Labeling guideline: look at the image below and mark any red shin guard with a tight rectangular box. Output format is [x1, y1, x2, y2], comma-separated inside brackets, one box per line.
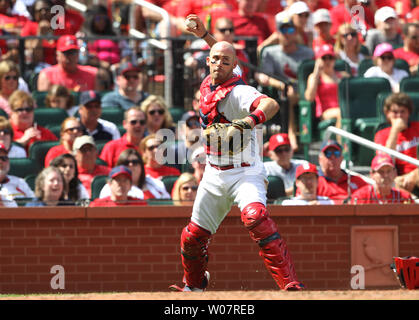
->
[180, 221, 211, 289]
[241, 202, 302, 290]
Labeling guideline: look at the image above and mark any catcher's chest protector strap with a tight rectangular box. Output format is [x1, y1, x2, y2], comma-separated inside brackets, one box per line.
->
[392, 256, 419, 289]
[199, 75, 245, 128]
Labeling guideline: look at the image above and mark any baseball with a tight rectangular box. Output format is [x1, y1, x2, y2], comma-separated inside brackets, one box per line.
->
[185, 18, 197, 29]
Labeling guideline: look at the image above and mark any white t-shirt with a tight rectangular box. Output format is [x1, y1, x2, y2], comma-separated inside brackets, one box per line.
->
[8, 144, 27, 158]
[0, 175, 35, 207]
[282, 196, 334, 205]
[363, 66, 409, 92]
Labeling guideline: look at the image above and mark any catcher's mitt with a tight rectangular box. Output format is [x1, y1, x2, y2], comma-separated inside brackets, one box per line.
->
[203, 120, 252, 156]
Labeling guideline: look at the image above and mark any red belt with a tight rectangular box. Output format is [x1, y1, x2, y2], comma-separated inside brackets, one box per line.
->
[209, 162, 250, 170]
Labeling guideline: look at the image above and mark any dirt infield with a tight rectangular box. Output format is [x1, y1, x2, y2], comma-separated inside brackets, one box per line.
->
[1, 289, 418, 300]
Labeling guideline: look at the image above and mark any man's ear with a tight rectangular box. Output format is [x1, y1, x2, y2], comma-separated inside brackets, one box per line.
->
[206, 56, 210, 67]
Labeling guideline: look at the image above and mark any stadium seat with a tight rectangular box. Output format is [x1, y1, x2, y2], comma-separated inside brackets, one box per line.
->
[9, 158, 40, 178]
[24, 174, 37, 191]
[169, 107, 185, 124]
[100, 107, 125, 126]
[29, 140, 60, 168]
[34, 108, 68, 129]
[90, 175, 108, 200]
[400, 76, 419, 93]
[266, 175, 286, 202]
[358, 58, 410, 77]
[161, 175, 179, 195]
[0, 108, 8, 119]
[339, 77, 392, 165]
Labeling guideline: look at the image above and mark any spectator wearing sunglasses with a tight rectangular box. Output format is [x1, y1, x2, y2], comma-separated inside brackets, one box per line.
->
[9, 90, 58, 152]
[78, 90, 121, 142]
[282, 162, 334, 205]
[264, 133, 308, 196]
[171, 172, 199, 206]
[303, 139, 369, 203]
[101, 61, 149, 110]
[305, 44, 350, 130]
[100, 148, 170, 200]
[139, 134, 181, 180]
[364, 43, 409, 92]
[0, 60, 20, 117]
[0, 116, 26, 158]
[140, 95, 175, 136]
[365, 7, 403, 56]
[256, 17, 314, 151]
[0, 143, 34, 207]
[393, 23, 419, 75]
[44, 117, 83, 167]
[100, 106, 147, 168]
[334, 24, 367, 76]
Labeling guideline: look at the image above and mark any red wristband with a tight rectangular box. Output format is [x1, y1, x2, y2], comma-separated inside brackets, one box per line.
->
[248, 109, 266, 125]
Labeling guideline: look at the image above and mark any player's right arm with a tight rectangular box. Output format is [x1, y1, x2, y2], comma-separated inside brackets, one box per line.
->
[185, 14, 217, 48]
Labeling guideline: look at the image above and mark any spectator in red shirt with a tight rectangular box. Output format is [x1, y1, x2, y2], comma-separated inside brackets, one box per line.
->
[312, 139, 369, 202]
[100, 106, 147, 168]
[312, 8, 335, 52]
[140, 134, 181, 180]
[0, 0, 28, 35]
[44, 117, 83, 167]
[73, 135, 110, 198]
[374, 92, 419, 194]
[9, 90, 58, 152]
[89, 165, 146, 207]
[393, 23, 419, 75]
[351, 154, 413, 204]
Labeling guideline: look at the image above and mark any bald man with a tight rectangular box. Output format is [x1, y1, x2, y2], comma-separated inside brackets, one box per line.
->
[170, 35, 304, 292]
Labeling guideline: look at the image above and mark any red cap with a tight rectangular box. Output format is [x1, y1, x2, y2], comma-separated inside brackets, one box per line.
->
[296, 162, 318, 179]
[57, 35, 79, 52]
[315, 44, 335, 59]
[269, 133, 291, 151]
[371, 154, 394, 171]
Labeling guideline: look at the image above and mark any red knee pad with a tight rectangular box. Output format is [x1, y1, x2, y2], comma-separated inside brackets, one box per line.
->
[180, 221, 211, 289]
[241, 202, 278, 243]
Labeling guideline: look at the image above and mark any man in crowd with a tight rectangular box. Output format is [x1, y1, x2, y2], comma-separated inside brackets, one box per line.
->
[393, 23, 419, 75]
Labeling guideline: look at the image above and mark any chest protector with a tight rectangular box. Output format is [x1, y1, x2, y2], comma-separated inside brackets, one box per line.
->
[199, 75, 245, 129]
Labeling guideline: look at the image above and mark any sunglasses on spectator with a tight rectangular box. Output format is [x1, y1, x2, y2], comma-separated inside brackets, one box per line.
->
[322, 55, 335, 61]
[36, 7, 49, 12]
[15, 106, 34, 113]
[274, 146, 291, 153]
[0, 128, 11, 135]
[298, 12, 309, 18]
[122, 159, 142, 166]
[0, 155, 9, 162]
[280, 27, 295, 35]
[63, 49, 79, 56]
[129, 119, 146, 126]
[4, 75, 18, 81]
[148, 109, 164, 116]
[343, 31, 357, 39]
[146, 144, 160, 151]
[217, 27, 234, 33]
[182, 186, 198, 191]
[65, 126, 83, 133]
[409, 35, 418, 40]
[380, 54, 394, 61]
[124, 74, 139, 80]
[324, 149, 342, 158]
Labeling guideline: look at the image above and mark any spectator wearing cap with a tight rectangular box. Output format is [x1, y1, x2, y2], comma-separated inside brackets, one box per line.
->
[78, 90, 121, 142]
[305, 139, 369, 203]
[37, 34, 110, 92]
[374, 92, 419, 195]
[9, 90, 58, 152]
[264, 133, 308, 196]
[351, 155, 412, 204]
[255, 16, 313, 151]
[282, 162, 334, 205]
[73, 135, 110, 198]
[393, 23, 419, 75]
[364, 43, 409, 92]
[365, 7, 403, 56]
[101, 61, 149, 110]
[305, 44, 350, 129]
[89, 165, 146, 207]
[0, 143, 34, 207]
[288, 1, 313, 47]
[99, 106, 147, 168]
[312, 9, 334, 52]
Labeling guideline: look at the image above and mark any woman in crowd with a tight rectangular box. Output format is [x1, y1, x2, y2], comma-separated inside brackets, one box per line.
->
[0, 116, 26, 157]
[0, 60, 20, 116]
[305, 44, 350, 130]
[171, 172, 199, 206]
[99, 148, 170, 200]
[140, 95, 175, 136]
[334, 23, 367, 76]
[25, 166, 68, 206]
[364, 43, 409, 93]
[45, 85, 78, 116]
[44, 117, 83, 166]
[9, 90, 58, 152]
[49, 153, 89, 202]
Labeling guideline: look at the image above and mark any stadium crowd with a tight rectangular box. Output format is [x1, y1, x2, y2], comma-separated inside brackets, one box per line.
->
[0, 0, 417, 206]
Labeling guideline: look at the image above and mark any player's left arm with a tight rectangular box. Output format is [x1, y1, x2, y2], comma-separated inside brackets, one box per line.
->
[242, 96, 280, 129]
